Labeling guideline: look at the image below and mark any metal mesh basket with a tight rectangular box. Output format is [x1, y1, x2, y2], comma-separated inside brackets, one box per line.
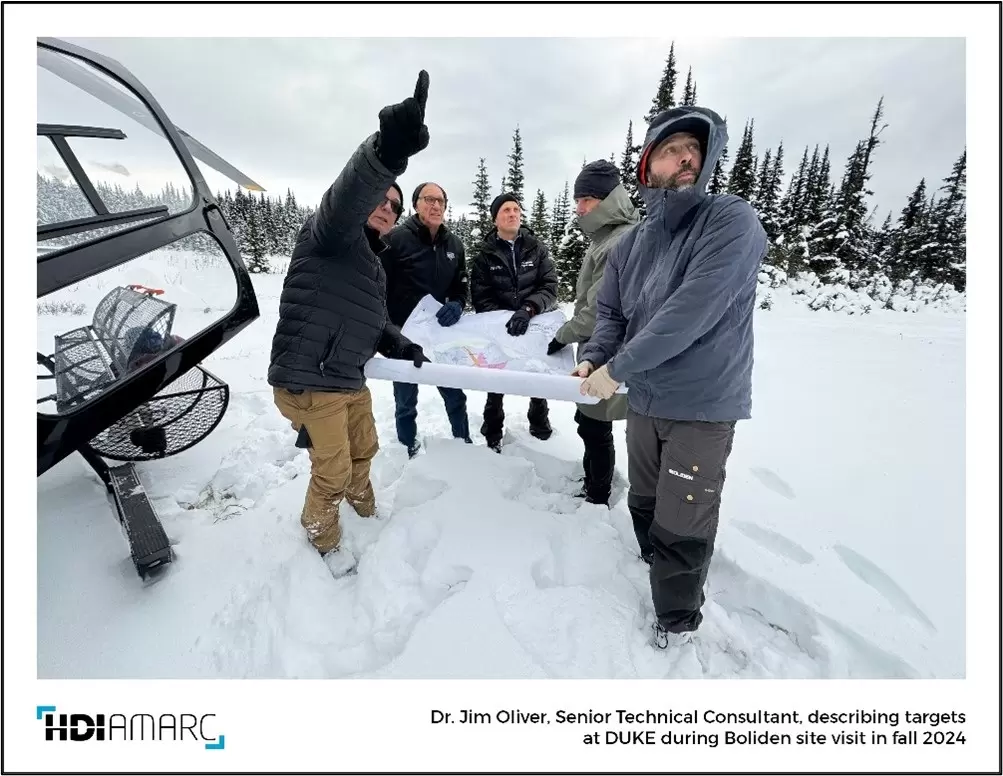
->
[89, 366, 229, 461]
[52, 287, 177, 412]
[53, 326, 117, 411]
[92, 286, 176, 373]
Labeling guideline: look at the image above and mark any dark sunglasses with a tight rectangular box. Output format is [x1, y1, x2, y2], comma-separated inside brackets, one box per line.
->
[381, 196, 404, 216]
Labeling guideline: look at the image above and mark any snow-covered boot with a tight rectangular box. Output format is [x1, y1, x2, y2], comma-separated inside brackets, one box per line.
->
[323, 549, 357, 578]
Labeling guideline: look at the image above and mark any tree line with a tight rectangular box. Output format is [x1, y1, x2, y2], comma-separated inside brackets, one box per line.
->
[38, 43, 965, 297]
[449, 42, 965, 297]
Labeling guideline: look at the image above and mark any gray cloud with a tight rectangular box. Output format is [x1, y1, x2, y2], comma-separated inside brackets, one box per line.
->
[89, 161, 131, 176]
[64, 37, 965, 222]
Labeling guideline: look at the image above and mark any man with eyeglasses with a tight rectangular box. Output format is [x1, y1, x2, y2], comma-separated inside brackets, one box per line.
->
[382, 182, 471, 458]
[269, 71, 434, 576]
[575, 108, 767, 648]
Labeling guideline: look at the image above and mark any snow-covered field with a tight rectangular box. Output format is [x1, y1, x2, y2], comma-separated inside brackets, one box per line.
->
[36, 253, 965, 680]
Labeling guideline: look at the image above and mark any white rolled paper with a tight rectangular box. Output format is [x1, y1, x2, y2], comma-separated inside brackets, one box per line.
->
[364, 357, 626, 404]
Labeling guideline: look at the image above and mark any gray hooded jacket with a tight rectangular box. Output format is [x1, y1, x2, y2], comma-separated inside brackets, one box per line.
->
[579, 107, 767, 421]
[556, 183, 640, 421]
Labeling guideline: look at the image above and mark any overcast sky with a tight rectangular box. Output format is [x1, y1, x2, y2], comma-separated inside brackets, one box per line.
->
[61, 36, 965, 223]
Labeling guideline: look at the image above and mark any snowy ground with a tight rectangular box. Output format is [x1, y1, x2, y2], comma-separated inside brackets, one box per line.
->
[36, 256, 965, 679]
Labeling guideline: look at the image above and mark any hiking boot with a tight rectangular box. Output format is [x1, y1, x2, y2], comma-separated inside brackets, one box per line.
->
[651, 622, 695, 651]
[407, 442, 421, 459]
[529, 424, 553, 441]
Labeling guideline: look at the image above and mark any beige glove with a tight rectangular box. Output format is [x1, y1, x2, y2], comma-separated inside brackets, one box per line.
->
[571, 361, 594, 378]
[580, 364, 620, 400]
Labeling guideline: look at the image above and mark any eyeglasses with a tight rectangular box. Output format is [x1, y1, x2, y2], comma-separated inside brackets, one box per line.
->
[381, 196, 404, 216]
[419, 195, 446, 209]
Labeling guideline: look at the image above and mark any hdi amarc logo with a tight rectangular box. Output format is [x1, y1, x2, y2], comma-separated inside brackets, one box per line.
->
[36, 706, 225, 749]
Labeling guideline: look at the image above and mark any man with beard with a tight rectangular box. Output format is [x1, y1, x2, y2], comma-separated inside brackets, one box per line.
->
[269, 72, 433, 576]
[382, 181, 471, 458]
[575, 107, 767, 647]
[547, 160, 640, 506]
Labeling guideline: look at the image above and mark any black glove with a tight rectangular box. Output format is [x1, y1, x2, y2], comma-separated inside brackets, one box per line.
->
[547, 337, 567, 355]
[397, 343, 430, 368]
[375, 70, 430, 169]
[436, 300, 462, 327]
[506, 308, 532, 336]
[295, 426, 312, 449]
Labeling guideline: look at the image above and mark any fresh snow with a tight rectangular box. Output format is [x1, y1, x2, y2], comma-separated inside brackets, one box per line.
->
[36, 252, 965, 679]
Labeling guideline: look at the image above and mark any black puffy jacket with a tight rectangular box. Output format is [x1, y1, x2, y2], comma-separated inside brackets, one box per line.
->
[381, 215, 467, 326]
[267, 134, 412, 393]
[469, 226, 558, 314]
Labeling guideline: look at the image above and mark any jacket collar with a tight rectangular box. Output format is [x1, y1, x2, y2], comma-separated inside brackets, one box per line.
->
[578, 184, 641, 238]
[364, 225, 388, 254]
[640, 185, 708, 233]
[407, 214, 448, 245]
[486, 225, 536, 251]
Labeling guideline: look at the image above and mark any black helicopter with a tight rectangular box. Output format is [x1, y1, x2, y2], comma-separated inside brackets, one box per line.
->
[37, 37, 262, 577]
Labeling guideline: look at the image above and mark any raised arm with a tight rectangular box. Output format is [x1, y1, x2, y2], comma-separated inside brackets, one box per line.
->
[310, 70, 431, 253]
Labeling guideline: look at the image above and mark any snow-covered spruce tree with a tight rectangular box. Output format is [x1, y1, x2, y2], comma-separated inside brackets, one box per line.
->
[774, 145, 812, 275]
[681, 67, 697, 106]
[727, 120, 757, 202]
[244, 203, 268, 273]
[556, 218, 588, 302]
[452, 213, 473, 255]
[619, 119, 643, 211]
[708, 137, 729, 196]
[530, 189, 549, 240]
[886, 178, 934, 283]
[753, 144, 784, 242]
[549, 181, 570, 263]
[645, 42, 677, 123]
[470, 158, 493, 243]
[798, 146, 841, 277]
[506, 127, 525, 205]
[754, 144, 784, 265]
[282, 188, 301, 255]
[927, 149, 967, 290]
[820, 99, 886, 284]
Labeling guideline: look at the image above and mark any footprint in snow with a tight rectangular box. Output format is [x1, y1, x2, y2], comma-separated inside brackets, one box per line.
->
[732, 520, 815, 564]
[750, 467, 797, 500]
[833, 543, 936, 632]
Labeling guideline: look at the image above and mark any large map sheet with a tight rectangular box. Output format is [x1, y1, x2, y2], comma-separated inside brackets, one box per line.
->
[364, 295, 623, 404]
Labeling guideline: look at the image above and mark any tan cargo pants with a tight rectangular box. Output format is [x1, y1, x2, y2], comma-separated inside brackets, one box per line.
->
[273, 387, 379, 553]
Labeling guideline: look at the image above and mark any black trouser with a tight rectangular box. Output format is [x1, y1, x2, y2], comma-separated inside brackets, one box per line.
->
[575, 409, 614, 504]
[480, 393, 551, 446]
[626, 409, 736, 634]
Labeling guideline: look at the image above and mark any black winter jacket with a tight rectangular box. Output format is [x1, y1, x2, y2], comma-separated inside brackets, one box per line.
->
[381, 215, 467, 326]
[267, 134, 412, 393]
[469, 226, 558, 314]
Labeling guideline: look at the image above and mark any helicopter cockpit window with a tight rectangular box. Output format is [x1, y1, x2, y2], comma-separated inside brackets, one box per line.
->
[37, 46, 240, 417]
[37, 46, 197, 255]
